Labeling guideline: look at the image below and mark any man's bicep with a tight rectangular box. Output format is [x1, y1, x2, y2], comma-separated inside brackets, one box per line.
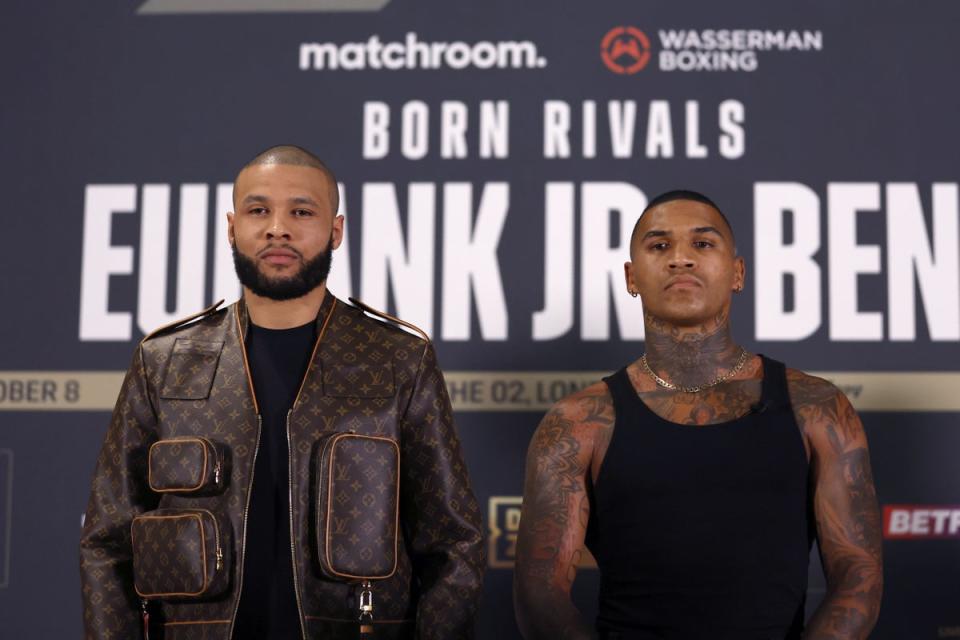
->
[807, 390, 882, 576]
[516, 407, 592, 589]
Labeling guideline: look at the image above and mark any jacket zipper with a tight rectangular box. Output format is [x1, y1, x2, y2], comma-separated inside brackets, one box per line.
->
[285, 298, 337, 639]
[229, 298, 336, 639]
[195, 435, 222, 489]
[196, 508, 224, 573]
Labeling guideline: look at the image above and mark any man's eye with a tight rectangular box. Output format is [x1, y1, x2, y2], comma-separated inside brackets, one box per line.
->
[293, 209, 313, 217]
[249, 207, 267, 215]
[694, 240, 714, 248]
[650, 242, 668, 251]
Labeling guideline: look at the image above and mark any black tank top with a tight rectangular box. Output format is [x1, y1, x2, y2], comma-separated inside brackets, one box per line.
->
[589, 356, 812, 640]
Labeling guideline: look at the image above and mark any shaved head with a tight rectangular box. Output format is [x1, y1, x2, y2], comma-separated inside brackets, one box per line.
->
[235, 144, 339, 211]
[631, 189, 735, 250]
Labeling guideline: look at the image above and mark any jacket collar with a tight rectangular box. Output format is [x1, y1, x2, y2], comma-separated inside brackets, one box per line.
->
[235, 289, 340, 339]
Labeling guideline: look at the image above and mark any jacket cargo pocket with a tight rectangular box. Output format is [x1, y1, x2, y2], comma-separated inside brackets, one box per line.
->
[131, 508, 230, 599]
[315, 432, 400, 580]
[160, 339, 223, 400]
[148, 437, 226, 494]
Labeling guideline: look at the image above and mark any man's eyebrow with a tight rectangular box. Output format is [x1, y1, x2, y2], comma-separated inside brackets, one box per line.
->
[642, 229, 670, 240]
[290, 196, 321, 207]
[241, 194, 269, 205]
[693, 226, 726, 238]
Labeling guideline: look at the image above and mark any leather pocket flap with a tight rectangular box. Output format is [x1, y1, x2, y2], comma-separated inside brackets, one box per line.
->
[160, 339, 224, 400]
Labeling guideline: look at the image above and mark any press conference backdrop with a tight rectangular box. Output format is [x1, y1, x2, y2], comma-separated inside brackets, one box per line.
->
[2, 0, 959, 637]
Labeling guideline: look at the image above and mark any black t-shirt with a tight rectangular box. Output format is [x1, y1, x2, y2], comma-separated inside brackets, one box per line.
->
[233, 320, 316, 640]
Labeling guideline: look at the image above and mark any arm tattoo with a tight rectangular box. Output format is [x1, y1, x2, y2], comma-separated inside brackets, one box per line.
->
[514, 386, 612, 640]
[789, 372, 883, 640]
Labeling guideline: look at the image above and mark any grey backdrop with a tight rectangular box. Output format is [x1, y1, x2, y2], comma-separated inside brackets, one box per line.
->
[1, 1, 959, 638]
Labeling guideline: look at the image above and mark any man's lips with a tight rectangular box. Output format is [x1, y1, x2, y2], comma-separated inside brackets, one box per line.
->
[259, 248, 300, 266]
[665, 276, 702, 290]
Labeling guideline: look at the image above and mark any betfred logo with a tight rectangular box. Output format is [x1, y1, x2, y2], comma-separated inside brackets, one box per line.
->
[883, 505, 960, 539]
[600, 26, 651, 74]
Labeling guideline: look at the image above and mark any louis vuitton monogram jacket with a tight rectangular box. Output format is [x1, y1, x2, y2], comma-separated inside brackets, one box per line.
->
[80, 294, 485, 640]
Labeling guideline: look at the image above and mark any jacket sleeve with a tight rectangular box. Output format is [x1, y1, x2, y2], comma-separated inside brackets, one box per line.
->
[399, 341, 486, 640]
[79, 345, 160, 640]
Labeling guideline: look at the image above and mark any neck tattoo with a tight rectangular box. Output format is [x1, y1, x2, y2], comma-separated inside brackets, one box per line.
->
[640, 347, 749, 393]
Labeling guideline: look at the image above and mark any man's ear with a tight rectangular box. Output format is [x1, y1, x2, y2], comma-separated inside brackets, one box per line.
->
[331, 214, 345, 250]
[733, 256, 745, 291]
[624, 261, 637, 294]
[226, 212, 235, 247]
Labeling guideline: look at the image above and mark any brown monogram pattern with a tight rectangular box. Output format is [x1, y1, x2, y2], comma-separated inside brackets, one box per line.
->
[80, 294, 485, 640]
[315, 433, 400, 580]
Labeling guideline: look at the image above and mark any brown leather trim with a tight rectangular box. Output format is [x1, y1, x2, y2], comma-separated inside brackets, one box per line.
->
[140, 299, 225, 344]
[132, 512, 211, 598]
[305, 616, 413, 624]
[163, 620, 231, 626]
[323, 433, 401, 580]
[293, 297, 337, 409]
[234, 309, 260, 415]
[147, 437, 210, 493]
[347, 297, 430, 341]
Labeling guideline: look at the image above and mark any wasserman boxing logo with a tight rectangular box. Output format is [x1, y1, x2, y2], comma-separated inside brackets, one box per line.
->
[300, 33, 547, 71]
[883, 505, 960, 539]
[601, 26, 823, 73]
[600, 27, 651, 74]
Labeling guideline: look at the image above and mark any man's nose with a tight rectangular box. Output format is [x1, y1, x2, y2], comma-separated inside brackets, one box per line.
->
[668, 245, 695, 269]
[265, 212, 290, 239]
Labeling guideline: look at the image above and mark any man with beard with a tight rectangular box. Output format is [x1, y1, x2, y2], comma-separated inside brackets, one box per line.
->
[80, 145, 485, 640]
[513, 191, 882, 639]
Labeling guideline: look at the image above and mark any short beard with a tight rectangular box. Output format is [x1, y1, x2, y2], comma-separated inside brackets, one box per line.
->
[232, 241, 332, 301]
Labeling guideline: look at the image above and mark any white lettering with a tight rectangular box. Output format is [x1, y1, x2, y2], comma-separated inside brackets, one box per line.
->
[580, 183, 646, 340]
[828, 183, 883, 341]
[363, 101, 390, 159]
[79, 185, 137, 341]
[360, 183, 435, 334]
[137, 184, 208, 334]
[886, 183, 960, 340]
[754, 183, 821, 340]
[441, 183, 509, 340]
[645, 101, 673, 158]
[544, 101, 571, 158]
[401, 101, 429, 160]
[533, 183, 575, 340]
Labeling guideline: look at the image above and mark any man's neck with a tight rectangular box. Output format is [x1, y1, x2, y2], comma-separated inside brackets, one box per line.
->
[641, 310, 742, 389]
[243, 284, 328, 329]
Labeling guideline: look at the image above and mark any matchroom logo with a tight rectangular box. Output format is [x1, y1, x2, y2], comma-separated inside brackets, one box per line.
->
[600, 26, 651, 74]
[883, 505, 960, 539]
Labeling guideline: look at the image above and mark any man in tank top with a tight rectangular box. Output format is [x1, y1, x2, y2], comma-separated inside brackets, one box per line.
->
[513, 191, 882, 640]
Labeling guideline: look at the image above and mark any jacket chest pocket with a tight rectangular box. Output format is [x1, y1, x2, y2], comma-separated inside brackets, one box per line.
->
[160, 339, 223, 400]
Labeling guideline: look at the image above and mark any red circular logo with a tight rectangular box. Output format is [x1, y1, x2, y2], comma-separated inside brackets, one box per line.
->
[601, 26, 651, 74]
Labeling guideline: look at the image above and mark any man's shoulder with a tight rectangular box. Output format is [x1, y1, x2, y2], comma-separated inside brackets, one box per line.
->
[139, 300, 232, 354]
[339, 297, 430, 350]
[784, 367, 845, 409]
[545, 381, 615, 430]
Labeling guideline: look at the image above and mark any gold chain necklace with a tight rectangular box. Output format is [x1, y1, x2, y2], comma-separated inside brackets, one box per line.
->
[640, 348, 749, 393]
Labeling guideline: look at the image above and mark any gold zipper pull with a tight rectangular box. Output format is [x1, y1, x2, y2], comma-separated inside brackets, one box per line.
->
[214, 460, 222, 486]
[216, 545, 223, 571]
[141, 598, 151, 640]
